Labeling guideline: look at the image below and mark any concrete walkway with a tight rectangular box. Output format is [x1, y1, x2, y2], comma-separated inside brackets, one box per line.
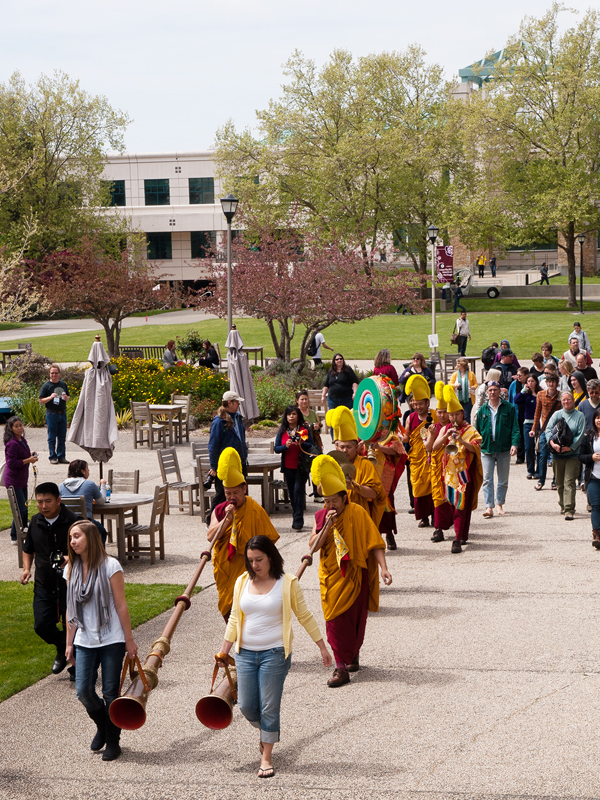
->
[1, 427, 600, 798]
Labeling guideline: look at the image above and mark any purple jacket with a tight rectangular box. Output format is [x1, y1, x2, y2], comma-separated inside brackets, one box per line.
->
[4, 437, 31, 489]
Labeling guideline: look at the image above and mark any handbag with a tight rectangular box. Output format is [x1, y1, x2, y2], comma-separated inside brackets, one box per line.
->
[450, 323, 459, 346]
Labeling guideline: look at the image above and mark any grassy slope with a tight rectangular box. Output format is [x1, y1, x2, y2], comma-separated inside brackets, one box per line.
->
[5, 306, 600, 363]
[0, 582, 200, 702]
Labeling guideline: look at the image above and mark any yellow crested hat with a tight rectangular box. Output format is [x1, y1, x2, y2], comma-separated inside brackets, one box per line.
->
[434, 380, 447, 410]
[325, 406, 358, 442]
[217, 447, 245, 488]
[443, 385, 463, 413]
[405, 373, 430, 401]
[311, 454, 347, 496]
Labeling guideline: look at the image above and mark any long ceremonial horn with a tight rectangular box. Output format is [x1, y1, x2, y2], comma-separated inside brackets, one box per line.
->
[109, 513, 228, 730]
[295, 509, 337, 580]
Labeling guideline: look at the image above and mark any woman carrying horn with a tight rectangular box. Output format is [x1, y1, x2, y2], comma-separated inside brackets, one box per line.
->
[217, 535, 331, 779]
[432, 387, 483, 554]
[425, 382, 455, 544]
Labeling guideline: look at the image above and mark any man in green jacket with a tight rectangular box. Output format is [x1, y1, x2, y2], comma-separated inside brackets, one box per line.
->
[475, 382, 521, 519]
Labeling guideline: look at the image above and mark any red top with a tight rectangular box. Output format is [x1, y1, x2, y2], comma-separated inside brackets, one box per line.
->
[374, 365, 399, 385]
[282, 430, 302, 469]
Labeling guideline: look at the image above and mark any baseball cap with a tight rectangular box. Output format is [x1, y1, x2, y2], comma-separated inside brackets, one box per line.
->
[222, 390, 244, 403]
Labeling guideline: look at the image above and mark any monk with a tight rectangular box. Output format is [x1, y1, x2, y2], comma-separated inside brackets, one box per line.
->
[425, 381, 454, 543]
[433, 386, 483, 554]
[403, 374, 437, 529]
[207, 447, 279, 620]
[310, 455, 392, 688]
[325, 406, 387, 526]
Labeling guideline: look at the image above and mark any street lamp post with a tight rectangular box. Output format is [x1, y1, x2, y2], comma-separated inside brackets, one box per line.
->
[577, 232, 585, 315]
[220, 193, 239, 333]
[427, 224, 439, 351]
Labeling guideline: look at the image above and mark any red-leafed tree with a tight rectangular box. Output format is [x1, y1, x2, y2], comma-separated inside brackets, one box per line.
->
[41, 236, 175, 357]
[203, 227, 423, 362]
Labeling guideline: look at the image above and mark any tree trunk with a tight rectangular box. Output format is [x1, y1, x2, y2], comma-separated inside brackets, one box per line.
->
[565, 222, 577, 308]
[102, 321, 116, 358]
[266, 320, 285, 360]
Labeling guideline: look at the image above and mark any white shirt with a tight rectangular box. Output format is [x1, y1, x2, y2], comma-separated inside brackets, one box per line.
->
[64, 556, 125, 648]
[314, 332, 325, 359]
[489, 402, 500, 441]
[593, 438, 600, 480]
[456, 318, 470, 337]
[240, 576, 284, 651]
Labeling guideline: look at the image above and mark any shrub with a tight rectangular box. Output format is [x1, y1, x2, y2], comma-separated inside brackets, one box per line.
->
[5, 351, 53, 385]
[20, 396, 46, 427]
[176, 330, 206, 365]
[253, 375, 293, 419]
[190, 397, 219, 425]
[115, 408, 133, 429]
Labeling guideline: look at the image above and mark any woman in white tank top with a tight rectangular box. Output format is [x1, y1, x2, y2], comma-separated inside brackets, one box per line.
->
[217, 535, 331, 779]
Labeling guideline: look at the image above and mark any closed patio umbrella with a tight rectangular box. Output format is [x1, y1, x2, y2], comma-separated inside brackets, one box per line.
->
[68, 335, 118, 475]
[225, 326, 259, 422]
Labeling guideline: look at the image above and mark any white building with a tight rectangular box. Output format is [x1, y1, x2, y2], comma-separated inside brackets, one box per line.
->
[101, 151, 230, 284]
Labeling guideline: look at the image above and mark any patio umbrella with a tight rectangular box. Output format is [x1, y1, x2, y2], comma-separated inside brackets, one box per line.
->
[225, 326, 259, 422]
[68, 335, 118, 476]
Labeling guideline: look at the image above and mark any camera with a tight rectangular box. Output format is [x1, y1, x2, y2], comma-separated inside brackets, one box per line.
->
[50, 550, 65, 575]
[522, 386, 531, 394]
[203, 474, 214, 490]
[288, 431, 301, 443]
[424, 413, 433, 429]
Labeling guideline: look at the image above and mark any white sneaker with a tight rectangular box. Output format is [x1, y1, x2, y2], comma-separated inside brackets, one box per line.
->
[10, 539, 18, 546]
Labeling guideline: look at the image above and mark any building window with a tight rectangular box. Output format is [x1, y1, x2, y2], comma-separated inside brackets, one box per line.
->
[191, 231, 216, 259]
[101, 180, 126, 207]
[146, 232, 172, 260]
[144, 179, 170, 206]
[189, 178, 214, 205]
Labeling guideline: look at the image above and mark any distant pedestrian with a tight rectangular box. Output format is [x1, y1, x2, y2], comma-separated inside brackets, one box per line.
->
[477, 254, 486, 278]
[39, 364, 70, 465]
[540, 262, 550, 285]
[310, 332, 334, 366]
[493, 341, 521, 369]
[568, 322, 592, 355]
[547, 391, 585, 521]
[576, 353, 598, 382]
[562, 338, 593, 368]
[454, 311, 471, 356]
[490, 256, 497, 278]
[541, 342, 559, 367]
[452, 282, 466, 314]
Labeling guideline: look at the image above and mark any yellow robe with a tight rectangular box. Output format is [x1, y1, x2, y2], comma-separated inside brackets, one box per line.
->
[408, 411, 437, 498]
[440, 422, 483, 511]
[350, 455, 387, 527]
[317, 503, 385, 621]
[430, 422, 446, 508]
[212, 496, 280, 617]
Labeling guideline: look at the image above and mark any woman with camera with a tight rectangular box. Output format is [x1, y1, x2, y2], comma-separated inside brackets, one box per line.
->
[274, 405, 315, 530]
[4, 415, 38, 545]
[546, 391, 586, 521]
[578, 408, 600, 548]
[295, 390, 323, 501]
[515, 375, 540, 480]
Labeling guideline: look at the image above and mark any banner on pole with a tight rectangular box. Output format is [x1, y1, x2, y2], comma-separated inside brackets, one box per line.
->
[436, 246, 454, 282]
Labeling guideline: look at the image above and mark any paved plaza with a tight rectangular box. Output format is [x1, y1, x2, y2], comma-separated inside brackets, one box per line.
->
[1, 427, 600, 800]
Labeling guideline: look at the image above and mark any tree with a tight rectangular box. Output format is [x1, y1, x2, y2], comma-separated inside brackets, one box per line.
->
[214, 48, 467, 294]
[41, 236, 175, 358]
[0, 70, 130, 260]
[452, 4, 600, 306]
[203, 225, 423, 362]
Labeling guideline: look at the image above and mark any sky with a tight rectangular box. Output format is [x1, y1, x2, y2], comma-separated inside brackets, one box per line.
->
[1, 0, 595, 154]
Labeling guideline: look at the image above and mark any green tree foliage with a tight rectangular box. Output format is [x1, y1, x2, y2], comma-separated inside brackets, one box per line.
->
[453, 4, 600, 306]
[214, 48, 466, 293]
[0, 70, 130, 260]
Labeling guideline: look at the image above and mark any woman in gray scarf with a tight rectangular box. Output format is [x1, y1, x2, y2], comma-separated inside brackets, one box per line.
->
[64, 521, 138, 761]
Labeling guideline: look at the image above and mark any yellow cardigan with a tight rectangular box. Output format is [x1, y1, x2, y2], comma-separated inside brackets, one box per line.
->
[224, 572, 323, 658]
[449, 370, 478, 401]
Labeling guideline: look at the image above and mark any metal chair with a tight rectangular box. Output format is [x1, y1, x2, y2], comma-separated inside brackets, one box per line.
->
[131, 401, 167, 450]
[106, 470, 140, 541]
[7, 486, 28, 569]
[170, 392, 191, 443]
[157, 447, 199, 515]
[124, 484, 168, 563]
[60, 496, 88, 519]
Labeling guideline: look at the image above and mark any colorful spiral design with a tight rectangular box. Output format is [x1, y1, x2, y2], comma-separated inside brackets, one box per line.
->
[358, 388, 374, 428]
[353, 376, 384, 442]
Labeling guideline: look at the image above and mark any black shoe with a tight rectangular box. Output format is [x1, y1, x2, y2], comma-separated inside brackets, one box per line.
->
[291, 523, 304, 531]
[58, 458, 69, 464]
[417, 517, 430, 528]
[88, 709, 106, 752]
[346, 655, 360, 673]
[451, 540, 462, 554]
[431, 529, 445, 543]
[102, 742, 122, 761]
[52, 654, 67, 674]
[386, 533, 397, 550]
[102, 719, 122, 761]
[68, 665, 76, 682]
[408, 508, 415, 514]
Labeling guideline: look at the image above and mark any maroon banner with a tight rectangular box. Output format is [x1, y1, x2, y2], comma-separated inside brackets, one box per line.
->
[436, 246, 453, 282]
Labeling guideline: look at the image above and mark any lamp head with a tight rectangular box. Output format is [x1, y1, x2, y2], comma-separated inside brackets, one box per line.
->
[427, 224, 439, 244]
[220, 193, 239, 223]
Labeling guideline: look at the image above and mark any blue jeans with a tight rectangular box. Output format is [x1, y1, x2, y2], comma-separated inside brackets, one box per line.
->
[326, 397, 353, 411]
[9, 485, 27, 541]
[46, 411, 67, 460]
[235, 647, 291, 743]
[523, 423, 538, 477]
[283, 467, 306, 528]
[74, 642, 126, 716]
[481, 450, 511, 507]
[586, 477, 600, 531]
[453, 299, 466, 313]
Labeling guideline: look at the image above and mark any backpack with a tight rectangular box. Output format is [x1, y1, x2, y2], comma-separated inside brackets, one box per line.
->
[481, 346, 496, 367]
[550, 417, 574, 449]
[307, 335, 319, 357]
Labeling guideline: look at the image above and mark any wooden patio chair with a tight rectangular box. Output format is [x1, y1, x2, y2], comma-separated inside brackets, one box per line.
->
[195, 455, 216, 521]
[105, 469, 140, 541]
[7, 486, 28, 569]
[124, 483, 168, 563]
[170, 392, 192, 443]
[60, 495, 87, 519]
[131, 401, 167, 450]
[157, 447, 199, 515]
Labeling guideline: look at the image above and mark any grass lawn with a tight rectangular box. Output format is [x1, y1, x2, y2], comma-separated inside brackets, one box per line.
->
[0, 500, 14, 532]
[4, 304, 600, 363]
[0, 582, 200, 702]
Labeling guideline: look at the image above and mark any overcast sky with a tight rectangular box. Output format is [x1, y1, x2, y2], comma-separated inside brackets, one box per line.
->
[1, 1, 594, 154]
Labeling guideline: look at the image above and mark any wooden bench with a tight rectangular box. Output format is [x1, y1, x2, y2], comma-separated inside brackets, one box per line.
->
[118, 345, 165, 361]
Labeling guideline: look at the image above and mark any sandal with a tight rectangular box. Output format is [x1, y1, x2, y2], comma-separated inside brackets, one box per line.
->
[258, 765, 275, 778]
[535, 483, 544, 491]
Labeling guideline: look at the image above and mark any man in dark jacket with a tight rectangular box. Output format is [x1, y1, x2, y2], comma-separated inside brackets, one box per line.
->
[475, 383, 520, 518]
[208, 391, 248, 520]
[19, 482, 79, 675]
